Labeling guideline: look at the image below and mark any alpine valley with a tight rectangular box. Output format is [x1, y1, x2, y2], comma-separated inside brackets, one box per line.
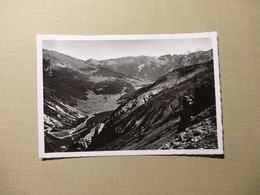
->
[42, 48, 218, 153]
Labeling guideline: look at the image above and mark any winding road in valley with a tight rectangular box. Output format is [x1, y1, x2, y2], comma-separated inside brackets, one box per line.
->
[49, 115, 93, 139]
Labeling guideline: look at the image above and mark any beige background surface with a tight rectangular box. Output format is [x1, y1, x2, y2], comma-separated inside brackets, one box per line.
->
[0, 0, 259, 194]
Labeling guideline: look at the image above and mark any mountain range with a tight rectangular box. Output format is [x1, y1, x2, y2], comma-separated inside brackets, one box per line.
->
[41, 48, 217, 152]
[87, 49, 213, 82]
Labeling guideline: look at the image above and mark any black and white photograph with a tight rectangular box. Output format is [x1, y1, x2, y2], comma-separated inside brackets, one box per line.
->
[37, 33, 223, 158]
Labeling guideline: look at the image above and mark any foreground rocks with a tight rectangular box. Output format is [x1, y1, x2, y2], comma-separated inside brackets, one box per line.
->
[160, 106, 218, 150]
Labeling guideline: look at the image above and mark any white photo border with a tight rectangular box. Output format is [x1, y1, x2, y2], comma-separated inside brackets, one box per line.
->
[37, 32, 223, 159]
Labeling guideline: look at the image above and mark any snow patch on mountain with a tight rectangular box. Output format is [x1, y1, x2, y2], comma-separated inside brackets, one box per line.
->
[138, 64, 145, 72]
[54, 62, 66, 68]
[44, 114, 63, 129]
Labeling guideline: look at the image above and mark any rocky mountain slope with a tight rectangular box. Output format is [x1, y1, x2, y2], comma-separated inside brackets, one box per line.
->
[160, 105, 217, 150]
[43, 88, 87, 132]
[88, 60, 217, 151]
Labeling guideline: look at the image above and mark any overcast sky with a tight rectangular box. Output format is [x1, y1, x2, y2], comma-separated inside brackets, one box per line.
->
[43, 38, 212, 60]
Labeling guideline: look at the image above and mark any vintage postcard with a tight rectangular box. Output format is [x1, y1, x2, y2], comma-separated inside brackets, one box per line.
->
[37, 32, 223, 158]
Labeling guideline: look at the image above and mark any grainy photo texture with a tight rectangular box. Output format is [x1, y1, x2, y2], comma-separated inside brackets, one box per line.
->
[37, 33, 223, 158]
